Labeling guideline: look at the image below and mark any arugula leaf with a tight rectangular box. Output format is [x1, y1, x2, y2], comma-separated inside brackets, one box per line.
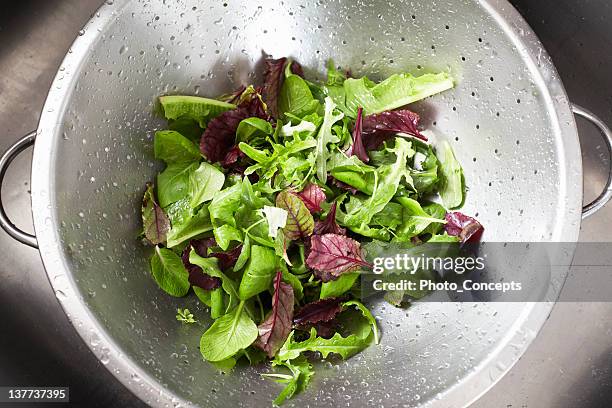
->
[263, 356, 313, 406]
[315, 97, 345, 182]
[343, 300, 379, 343]
[255, 272, 294, 357]
[277, 328, 371, 361]
[343, 72, 454, 117]
[437, 141, 464, 209]
[343, 137, 414, 227]
[276, 191, 314, 240]
[238, 245, 278, 300]
[166, 205, 213, 248]
[278, 73, 320, 119]
[200, 300, 258, 362]
[320, 272, 359, 299]
[188, 162, 225, 208]
[157, 162, 197, 208]
[154, 130, 201, 163]
[150, 246, 190, 297]
[142, 183, 170, 245]
[159, 95, 235, 128]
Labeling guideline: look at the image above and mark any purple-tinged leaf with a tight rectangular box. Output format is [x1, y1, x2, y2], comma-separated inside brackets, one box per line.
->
[255, 271, 294, 357]
[276, 190, 315, 240]
[444, 212, 484, 243]
[200, 92, 268, 164]
[306, 234, 370, 282]
[293, 297, 342, 328]
[181, 243, 221, 290]
[220, 146, 245, 168]
[345, 107, 369, 162]
[362, 109, 426, 150]
[142, 183, 171, 245]
[296, 183, 326, 213]
[262, 58, 287, 118]
[314, 202, 346, 236]
[212, 244, 243, 271]
[328, 176, 358, 194]
[289, 60, 305, 78]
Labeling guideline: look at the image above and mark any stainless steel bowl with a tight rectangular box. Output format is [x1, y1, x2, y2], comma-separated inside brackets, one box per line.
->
[1, 0, 612, 407]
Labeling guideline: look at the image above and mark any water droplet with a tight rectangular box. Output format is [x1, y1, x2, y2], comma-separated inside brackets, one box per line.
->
[119, 45, 128, 54]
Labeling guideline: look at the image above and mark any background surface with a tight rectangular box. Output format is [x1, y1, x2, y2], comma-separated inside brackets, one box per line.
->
[0, 0, 610, 406]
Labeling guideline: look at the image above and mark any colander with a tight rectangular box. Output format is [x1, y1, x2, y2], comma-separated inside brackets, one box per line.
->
[1, 0, 612, 407]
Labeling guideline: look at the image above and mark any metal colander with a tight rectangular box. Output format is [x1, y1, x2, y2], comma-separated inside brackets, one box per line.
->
[1, 0, 612, 407]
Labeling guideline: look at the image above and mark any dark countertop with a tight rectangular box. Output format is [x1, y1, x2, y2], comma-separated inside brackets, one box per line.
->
[0, 1, 610, 407]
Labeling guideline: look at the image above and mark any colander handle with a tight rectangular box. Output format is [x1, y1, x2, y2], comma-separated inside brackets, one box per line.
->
[572, 104, 612, 219]
[0, 131, 38, 248]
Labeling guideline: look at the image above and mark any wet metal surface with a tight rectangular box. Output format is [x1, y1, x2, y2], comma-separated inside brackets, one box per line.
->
[0, 0, 610, 407]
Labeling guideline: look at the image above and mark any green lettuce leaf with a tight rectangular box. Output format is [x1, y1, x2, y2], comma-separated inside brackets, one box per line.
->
[166, 205, 213, 247]
[157, 162, 197, 208]
[278, 72, 320, 119]
[188, 162, 225, 208]
[395, 197, 446, 239]
[315, 97, 345, 182]
[159, 95, 235, 128]
[343, 72, 454, 117]
[437, 140, 464, 209]
[320, 273, 359, 299]
[238, 245, 278, 300]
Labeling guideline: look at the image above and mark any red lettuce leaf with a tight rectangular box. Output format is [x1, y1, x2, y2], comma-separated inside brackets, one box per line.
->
[313, 202, 346, 236]
[255, 271, 294, 357]
[345, 107, 369, 162]
[142, 183, 170, 245]
[200, 92, 268, 164]
[181, 241, 221, 290]
[306, 234, 370, 282]
[262, 58, 287, 118]
[444, 212, 484, 243]
[276, 190, 315, 240]
[328, 176, 358, 194]
[293, 297, 342, 328]
[296, 183, 326, 213]
[362, 109, 426, 150]
[289, 60, 304, 78]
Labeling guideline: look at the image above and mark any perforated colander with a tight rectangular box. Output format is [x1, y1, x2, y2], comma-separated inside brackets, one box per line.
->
[1, 0, 612, 407]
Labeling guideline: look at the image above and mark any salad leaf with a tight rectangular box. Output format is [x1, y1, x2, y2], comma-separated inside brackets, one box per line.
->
[343, 72, 454, 117]
[437, 140, 464, 209]
[315, 97, 345, 182]
[166, 205, 213, 247]
[209, 182, 243, 227]
[343, 300, 379, 344]
[262, 206, 288, 239]
[150, 246, 190, 297]
[306, 234, 370, 281]
[200, 91, 268, 164]
[263, 57, 288, 118]
[176, 308, 197, 324]
[396, 197, 446, 239]
[293, 297, 343, 329]
[264, 356, 313, 406]
[278, 72, 320, 119]
[188, 162, 225, 208]
[238, 245, 278, 300]
[154, 130, 201, 163]
[236, 117, 274, 144]
[410, 142, 440, 194]
[362, 109, 426, 152]
[276, 191, 314, 240]
[296, 183, 326, 213]
[345, 106, 368, 162]
[181, 243, 222, 290]
[213, 224, 242, 251]
[190, 250, 242, 313]
[255, 272, 295, 357]
[277, 328, 371, 361]
[320, 273, 359, 299]
[279, 265, 304, 300]
[159, 95, 235, 128]
[343, 137, 414, 228]
[142, 183, 170, 245]
[157, 162, 197, 208]
[314, 202, 346, 236]
[200, 300, 258, 362]
[444, 212, 484, 243]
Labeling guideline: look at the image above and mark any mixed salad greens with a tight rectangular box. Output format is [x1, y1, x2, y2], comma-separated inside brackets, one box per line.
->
[141, 57, 483, 405]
